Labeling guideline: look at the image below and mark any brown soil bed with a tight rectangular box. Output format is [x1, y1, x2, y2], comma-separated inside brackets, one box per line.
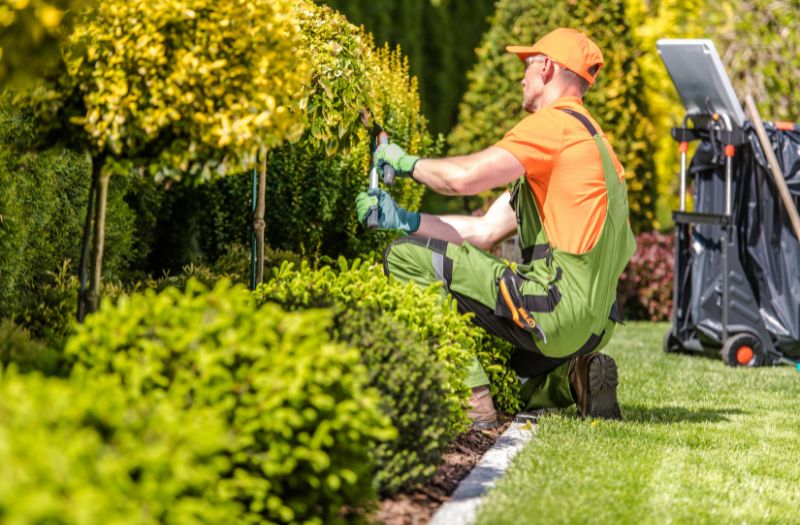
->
[373, 414, 513, 525]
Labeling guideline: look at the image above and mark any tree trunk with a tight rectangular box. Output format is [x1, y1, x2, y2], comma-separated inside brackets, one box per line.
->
[87, 160, 110, 315]
[253, 146, 268, 286]
[77, 155, 98, 323]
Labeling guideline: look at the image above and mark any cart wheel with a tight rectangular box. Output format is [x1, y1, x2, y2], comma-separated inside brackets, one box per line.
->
[662, 330, 683, 354]
[720, 333, 763, 367]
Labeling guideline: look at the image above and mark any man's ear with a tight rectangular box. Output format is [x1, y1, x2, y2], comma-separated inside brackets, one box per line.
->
[540, 56, 557, 83]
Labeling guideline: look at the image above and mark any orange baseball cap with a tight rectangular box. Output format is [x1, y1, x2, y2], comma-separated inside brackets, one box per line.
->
[506, 28, 604, 85]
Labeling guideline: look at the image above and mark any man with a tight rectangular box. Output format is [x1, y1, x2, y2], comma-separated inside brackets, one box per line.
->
[356, 28, 636, 427]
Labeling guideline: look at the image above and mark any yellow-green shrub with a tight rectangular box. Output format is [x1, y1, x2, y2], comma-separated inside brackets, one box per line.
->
[66, 280, 394, 524]
[255, 259, 522, 427]
[448, 0, 658, 233]
[261, 280, 453, 495]
[0, 367, 237, 524]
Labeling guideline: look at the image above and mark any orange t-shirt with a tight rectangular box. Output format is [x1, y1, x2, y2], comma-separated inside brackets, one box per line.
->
[495, 96, 624, 254]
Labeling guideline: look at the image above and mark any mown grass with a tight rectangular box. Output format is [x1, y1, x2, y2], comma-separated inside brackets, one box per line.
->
[476, 322, 800, 525]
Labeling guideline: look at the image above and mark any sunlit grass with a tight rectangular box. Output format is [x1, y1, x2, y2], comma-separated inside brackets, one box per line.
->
[476, 322, 800, 525]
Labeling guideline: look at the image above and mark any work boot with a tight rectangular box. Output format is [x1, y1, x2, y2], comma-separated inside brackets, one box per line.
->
[568, 353, 622, 420]
[467, 385, 498, 430]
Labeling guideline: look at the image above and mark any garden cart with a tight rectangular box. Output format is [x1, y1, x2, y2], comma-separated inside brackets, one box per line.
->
[657, 39, 800, 367]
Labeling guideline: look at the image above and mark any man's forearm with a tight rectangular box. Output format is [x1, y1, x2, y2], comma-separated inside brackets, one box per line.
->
[411, 147, 525, 196]
[415, 213, 495, 250]
[412, 157, 475, 196]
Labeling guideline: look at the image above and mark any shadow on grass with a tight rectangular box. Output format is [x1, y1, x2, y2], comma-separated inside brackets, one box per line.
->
[622, 405, 746, 424]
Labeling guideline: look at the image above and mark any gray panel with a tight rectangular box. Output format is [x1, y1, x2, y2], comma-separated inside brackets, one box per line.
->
[657, 39, 745, 127]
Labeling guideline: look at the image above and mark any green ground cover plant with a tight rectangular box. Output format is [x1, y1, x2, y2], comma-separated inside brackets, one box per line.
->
[66, 280, 394, 524]
[476, 322, 800, 525]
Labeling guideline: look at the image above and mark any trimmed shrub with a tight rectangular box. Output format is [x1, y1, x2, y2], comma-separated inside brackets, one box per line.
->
[0, 367, 236, 524]
[618, 231, 674, 321]
[255, 259, 522, 427]
[0, 137, 144, 333]
[448, 0, 658, 233]
[337, 308, 450, 495]
[66, 279, 394, 524]
[263, 282, 451, 495]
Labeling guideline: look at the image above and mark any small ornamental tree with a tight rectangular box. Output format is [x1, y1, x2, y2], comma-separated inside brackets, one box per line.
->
[12, 0, 310, 319]
[249, 0, 373, 281]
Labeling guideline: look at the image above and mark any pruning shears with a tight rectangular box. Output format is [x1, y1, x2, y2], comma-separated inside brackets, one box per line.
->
[360, 108, 396, 228]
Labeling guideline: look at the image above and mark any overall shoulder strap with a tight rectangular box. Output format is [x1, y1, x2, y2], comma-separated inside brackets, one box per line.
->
[560, 108, 597, 136]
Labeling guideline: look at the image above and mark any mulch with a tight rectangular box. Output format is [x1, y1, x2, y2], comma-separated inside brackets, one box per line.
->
[372, 414, 513, 525]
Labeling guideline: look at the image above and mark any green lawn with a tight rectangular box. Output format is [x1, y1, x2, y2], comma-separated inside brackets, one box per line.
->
[476, 322, 800, 525]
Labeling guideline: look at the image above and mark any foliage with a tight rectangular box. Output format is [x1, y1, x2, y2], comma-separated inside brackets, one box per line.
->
[0, 125, 141, 327]
[261, 276, 452, 495]
[0, 319, 63, 375]
[10, 0, 308, 184]
[12, 259, 79, 352]
[66, 279, 393, 524]
[0, 0, 89, 86]
[323, 0, 496, 135]
[618, 231, 674, 321]
[338, 308, 451, 495]
[265, 40, 434, 257]
[715, 0, 800, 123]
[256, 258, 521, 425]
[177, 12, 436, 262]
[448, 0, 658, 233]
[295, 2, 372, 156]
[0, 367, 237, 524]
[626, 0, 721, 229]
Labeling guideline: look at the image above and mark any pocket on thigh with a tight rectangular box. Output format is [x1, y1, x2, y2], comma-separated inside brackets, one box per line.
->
[494, 268, 555, 344]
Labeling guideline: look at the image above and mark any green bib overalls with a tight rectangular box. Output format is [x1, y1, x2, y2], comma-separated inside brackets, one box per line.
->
[383, 109, 636, 409]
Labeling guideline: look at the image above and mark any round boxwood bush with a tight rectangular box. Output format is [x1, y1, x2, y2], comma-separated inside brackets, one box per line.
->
[66, 279, 394, 524]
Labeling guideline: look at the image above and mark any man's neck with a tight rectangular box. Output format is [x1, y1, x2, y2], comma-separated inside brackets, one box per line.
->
[536, 86, 583, 110]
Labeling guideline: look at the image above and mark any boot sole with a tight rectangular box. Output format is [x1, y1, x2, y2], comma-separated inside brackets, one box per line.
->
[587, 354, 622, 420]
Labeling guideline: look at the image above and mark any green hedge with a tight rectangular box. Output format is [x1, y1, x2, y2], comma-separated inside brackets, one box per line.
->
[0, 319, 63, 375]
[255, 258, 522, 424]
[66, 279, 393, 524]
[448, 0, 658, 233]
[0, 367, 236, 524]
[0, 94, 165, 338]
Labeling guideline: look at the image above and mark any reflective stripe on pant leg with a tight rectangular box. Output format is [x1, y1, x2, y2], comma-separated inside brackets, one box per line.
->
[383, 235, 452, 288]
[383, 236, 488, 387]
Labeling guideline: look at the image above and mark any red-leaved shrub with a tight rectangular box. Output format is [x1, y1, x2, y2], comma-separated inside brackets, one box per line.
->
[618, 231, 674, 321]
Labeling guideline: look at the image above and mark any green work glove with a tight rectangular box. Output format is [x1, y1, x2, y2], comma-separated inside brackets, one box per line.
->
[355, 188, 421, 233]
[374, 143, 420, 178]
